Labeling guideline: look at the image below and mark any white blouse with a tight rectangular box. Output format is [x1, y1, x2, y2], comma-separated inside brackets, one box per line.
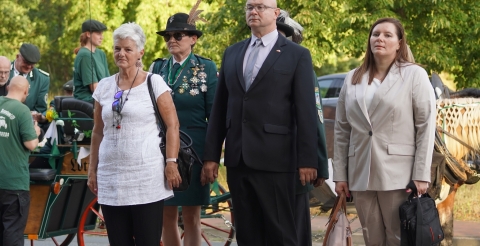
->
[365, 78, 382, 111]
[92, 73, 173, 206]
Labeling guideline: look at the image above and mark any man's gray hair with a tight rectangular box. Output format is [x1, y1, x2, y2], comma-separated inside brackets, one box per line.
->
[113, 22, 146, 50]
[278, 10, 304, 44]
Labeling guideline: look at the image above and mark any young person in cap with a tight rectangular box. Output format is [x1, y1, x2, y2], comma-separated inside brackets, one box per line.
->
[201, 0, 318, 244]
[8, 43, 50, 124]
[73, 19, 110, 103]
[0, 76, 41, 245]
[0, 56, 10, 96]
[276, 9, 328, 246]
[149, 1, 218, 245]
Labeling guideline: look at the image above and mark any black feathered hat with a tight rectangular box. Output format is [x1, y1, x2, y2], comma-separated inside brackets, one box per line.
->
[156, 0, 207, 38]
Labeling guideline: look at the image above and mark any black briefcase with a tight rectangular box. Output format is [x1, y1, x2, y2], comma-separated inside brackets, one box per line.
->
[399, 181, 444, 246]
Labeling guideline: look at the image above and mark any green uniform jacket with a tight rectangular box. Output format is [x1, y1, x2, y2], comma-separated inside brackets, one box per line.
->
[150, 53, 218, 205]
[296, 72, 329, 194]
[9, 63, 50, 114]
[73, 47, 110, 103]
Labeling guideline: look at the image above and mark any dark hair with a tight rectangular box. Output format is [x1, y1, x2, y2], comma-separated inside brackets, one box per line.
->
[74, 32, 90, 55]
[352, 18, 411, 85]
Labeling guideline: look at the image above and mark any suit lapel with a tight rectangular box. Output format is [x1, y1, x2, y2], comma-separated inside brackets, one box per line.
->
[368, 63, 401, 117]
[355, 73, 371, 125]
[236, 39, 250, 92]
[248, 35, 287, 91]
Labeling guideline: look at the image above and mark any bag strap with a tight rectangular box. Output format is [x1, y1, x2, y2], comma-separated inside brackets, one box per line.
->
[147, 73, 203, 166]
[323, 192, 351, 246]
[147, 73, 167, 139]
[406, 180, 426, 246]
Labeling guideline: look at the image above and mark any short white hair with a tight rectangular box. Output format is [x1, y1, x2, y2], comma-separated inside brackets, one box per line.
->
[113, 22, 146, 50]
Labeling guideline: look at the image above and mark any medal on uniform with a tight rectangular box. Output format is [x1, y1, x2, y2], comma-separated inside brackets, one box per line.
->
[189, 88, 199, 96]
[198, 65, 207, 92]
[190, 76, 199, 84]
[179, 76, 189, 94]
[200, 84, 207, 92]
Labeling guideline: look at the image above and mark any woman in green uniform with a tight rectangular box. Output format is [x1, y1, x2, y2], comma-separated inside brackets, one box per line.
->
[149, 6, 218, 246]
[73, 19, 110, 103]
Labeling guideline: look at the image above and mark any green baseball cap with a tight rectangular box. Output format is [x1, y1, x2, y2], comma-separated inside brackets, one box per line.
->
[82, 19, 107, 33]
[19, 43, 41, 64]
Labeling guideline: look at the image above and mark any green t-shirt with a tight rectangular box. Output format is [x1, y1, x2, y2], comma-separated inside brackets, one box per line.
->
[0, 97, 38, 191]
[73, 47, 110, 103]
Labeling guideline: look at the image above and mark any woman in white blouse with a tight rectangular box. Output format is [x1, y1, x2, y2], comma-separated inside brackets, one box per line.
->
[333, 18, 436, 246]
[87, 22, 181, 246]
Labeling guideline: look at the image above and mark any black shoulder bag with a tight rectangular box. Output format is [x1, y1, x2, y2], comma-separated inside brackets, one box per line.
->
[147, 73, 202, 191]
[399, 180, 444, 246]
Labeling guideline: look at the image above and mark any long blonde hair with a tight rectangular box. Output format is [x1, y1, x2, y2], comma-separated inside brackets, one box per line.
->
[351, 18, 411, 85]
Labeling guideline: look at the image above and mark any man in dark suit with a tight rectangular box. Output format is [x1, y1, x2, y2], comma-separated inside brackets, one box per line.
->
[201, 0, 318, 244]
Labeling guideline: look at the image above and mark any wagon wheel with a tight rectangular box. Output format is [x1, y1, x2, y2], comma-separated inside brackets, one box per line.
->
[49, 233, 76, 246]
[77, 197, 107, 246]
[186, 183, 234, 246]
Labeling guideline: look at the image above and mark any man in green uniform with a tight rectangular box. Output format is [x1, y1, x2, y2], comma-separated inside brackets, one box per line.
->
[276, 10, 329, 246]
[0, 56, 10, 96]
[73, 19, 109, 103]
[8, 43, 50, 124]
[0, 76, 40, 245]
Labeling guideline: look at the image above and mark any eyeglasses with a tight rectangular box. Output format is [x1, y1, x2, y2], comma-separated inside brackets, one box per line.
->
[244, 4, 276, 12]
[163, 32, 190, 42]
[112, 90, 123, 113]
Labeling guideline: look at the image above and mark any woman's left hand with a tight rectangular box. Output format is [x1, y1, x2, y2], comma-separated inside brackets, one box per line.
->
[165, 162, 182, 190]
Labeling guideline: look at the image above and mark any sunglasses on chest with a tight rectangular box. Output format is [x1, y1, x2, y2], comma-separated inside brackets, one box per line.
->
[112, 90, 123, 113]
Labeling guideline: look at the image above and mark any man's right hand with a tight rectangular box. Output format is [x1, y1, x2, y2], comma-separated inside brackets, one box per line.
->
[201, 161, 219, 185]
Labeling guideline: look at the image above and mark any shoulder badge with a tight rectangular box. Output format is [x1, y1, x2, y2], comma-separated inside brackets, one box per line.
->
[38, 69, 50, 77]
[194, 54, 211, 61]
[153, 57, 167, 62]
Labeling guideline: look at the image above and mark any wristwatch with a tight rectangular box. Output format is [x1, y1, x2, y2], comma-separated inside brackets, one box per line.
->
[166, 158, 178, 163]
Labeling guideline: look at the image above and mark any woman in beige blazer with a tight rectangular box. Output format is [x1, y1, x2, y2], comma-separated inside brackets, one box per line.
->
[333, 18, 436, 246]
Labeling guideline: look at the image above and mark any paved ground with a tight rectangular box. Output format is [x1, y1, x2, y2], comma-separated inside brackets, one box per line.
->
[25, 213, 480, 246]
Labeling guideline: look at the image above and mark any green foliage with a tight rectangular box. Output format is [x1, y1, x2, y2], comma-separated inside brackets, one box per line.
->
[2, 0, 480, 92]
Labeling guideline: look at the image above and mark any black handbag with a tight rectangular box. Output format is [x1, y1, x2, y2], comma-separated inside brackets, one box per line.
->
[147, 74, 202, 191]
[399, 180, 444, 246]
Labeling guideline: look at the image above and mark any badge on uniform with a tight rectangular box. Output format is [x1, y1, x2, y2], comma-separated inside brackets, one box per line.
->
[179, 76, 189, 94]
[315, 88, 324, 123]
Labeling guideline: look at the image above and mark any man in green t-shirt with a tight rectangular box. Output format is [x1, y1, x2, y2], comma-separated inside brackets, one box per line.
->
[73, 19, 110, 103]
[0, 76, 40, 245]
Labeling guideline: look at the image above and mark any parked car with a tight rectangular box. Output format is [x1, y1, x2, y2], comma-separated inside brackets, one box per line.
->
[318, 73, 346, 107]
[318, 73, 347, 120]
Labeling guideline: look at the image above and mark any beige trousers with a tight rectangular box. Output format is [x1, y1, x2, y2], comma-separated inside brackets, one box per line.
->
[352, 190, 409, 246]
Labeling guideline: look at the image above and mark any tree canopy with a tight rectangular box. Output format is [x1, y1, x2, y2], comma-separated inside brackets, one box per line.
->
[1, 0, 478, 94]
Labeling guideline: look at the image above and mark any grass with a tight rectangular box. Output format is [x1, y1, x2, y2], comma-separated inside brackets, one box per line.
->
[454, 182, 480, 221]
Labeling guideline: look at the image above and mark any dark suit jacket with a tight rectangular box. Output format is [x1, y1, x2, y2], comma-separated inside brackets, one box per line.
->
[204, 34, 318, 172]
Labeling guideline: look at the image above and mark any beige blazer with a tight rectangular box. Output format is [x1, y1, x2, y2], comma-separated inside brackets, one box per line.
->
[333, 63, 436, 191]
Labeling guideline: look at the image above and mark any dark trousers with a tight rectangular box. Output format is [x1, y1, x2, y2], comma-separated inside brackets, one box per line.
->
[227, 163, 297, 246]
[101, 200, 164, 246]
[0, 189, 30, 246]
[295, 192, 312, 246]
